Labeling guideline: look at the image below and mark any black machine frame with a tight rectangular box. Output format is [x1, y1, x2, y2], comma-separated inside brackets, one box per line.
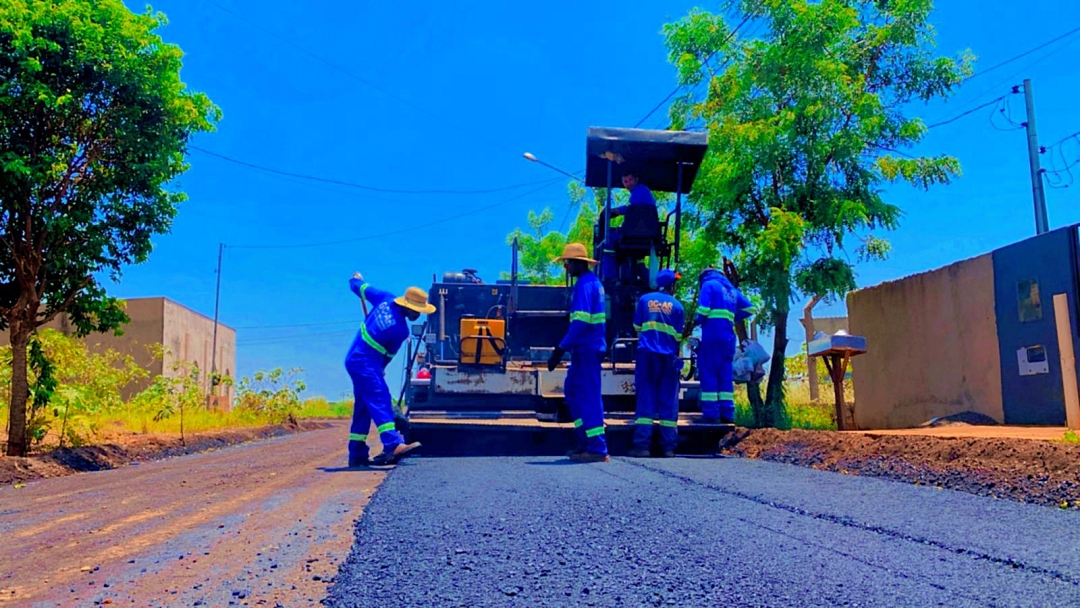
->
[403, 127, 710, 416]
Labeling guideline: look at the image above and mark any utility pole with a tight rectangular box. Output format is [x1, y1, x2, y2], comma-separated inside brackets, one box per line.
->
[1023, 79, 1050, 235]
[209, 243, 224, 403]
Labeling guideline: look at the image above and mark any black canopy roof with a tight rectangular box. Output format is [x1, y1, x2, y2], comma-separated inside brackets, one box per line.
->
[584, 127, 709, 194]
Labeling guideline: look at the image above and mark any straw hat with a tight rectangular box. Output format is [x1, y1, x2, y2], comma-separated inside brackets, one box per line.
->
[395, 286, 437, 314]
[554, 242, 597, 265]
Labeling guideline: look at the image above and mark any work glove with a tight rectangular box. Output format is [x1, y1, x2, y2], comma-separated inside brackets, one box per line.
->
[547, 347, 566, 372]
[353, 272, 363, 280]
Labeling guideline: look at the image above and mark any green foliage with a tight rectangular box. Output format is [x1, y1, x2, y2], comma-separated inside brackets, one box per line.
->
[504, 183, 611, 285]
[296, 397, 352, 419]
[0, 0, 219, 455]
[0, 332, 322, 452]
[733, 384, 837, 431]
[1062, 430, 1080, 445]
[663, 0, 970, 424]
[235, 367, 307, 425]
[26, 338, 57, 444]
[0, 329, 149, 447]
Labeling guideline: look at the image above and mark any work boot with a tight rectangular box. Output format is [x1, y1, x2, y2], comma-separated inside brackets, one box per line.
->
[570, 452, 610, 463]
[372, 442, 422, 466]
[565, 445, 586, 458]
[348, 455, 370, 468]
[627, 448, 651, 458]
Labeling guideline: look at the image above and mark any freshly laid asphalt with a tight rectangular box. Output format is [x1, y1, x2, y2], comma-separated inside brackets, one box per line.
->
[325, 456, 1080, 607]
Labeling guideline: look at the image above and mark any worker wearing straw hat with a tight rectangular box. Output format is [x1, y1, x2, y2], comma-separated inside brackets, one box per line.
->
[345, 273, 433, 467]
[548, 243, 609, 463]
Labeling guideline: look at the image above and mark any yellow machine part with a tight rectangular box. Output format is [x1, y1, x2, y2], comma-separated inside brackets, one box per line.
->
[459, 318, 506, 366]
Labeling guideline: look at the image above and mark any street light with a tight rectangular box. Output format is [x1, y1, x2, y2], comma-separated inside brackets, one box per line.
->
[523, 152, 584, 183]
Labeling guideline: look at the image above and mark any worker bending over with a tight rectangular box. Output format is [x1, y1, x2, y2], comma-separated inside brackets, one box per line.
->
[548, 243, 609, 463]
[630, 269, 685, 458]
[345, 273, 430, 467]
[695, 267, 754, 424]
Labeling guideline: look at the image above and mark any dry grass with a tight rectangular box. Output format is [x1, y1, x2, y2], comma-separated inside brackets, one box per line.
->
[732, 380, 850, 431]
[296, 397, 352, 419]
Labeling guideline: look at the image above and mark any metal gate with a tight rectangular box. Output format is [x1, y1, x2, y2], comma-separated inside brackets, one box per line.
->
[992, 224, 1079, 425]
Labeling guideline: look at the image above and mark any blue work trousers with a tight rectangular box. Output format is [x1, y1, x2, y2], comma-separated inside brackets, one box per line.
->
[565, 349, 608, 455]
[634, 351, 680, 452]
[346, 359, 404, 460]
[698, 340, 736, 421]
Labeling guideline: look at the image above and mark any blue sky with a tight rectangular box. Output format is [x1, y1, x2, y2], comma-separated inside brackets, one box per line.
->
[113, 0, 1080, 400]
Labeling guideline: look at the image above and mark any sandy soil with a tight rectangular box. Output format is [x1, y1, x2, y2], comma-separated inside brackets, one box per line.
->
[0, 420, 384, 606]
[0, 421, 336, 486]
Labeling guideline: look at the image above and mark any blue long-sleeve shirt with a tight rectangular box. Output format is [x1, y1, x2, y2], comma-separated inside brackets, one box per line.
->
[612, 184, 657, 217]
[695, 270, 753, 346]
[345, 278, 409, 369]
[633, 291, 685, 356]
[559, 271, 606, 352]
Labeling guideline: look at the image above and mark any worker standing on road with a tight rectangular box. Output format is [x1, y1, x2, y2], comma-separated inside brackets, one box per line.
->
[345, 272, 432, 467]
[630, 269, 685, 458]
[548, 243, 609, 463]
[695, 267, 754, 424]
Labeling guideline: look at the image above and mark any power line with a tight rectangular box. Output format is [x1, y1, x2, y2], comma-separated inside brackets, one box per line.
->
[926, 93, 1012, 129]
[238, 331, 358, 346]
[1046, 129, 1080, 150]
[1043, 129, 1080, 189]
[633, 14, 753, 129]
[228, 177, 565, 249]
[966, 24, 1080, 82]
[928, 30, 1080, 127]
[191, 146, 554, 195]
[988, 95, 1025, 132]
[237, 320, 357, 330]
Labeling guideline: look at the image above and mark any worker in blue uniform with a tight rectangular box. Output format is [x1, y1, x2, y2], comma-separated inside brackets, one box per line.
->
[611, 169, 657, 217]
[600, 168, 658, 280]
[695, 267, 754, 424]
[345, 272, 432, 467]
[630, 269, 685, 458]
[548, 243, 609, 463]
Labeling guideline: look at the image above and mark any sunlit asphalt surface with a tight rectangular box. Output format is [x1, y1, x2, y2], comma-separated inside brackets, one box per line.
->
[326, 456, 1080, 607]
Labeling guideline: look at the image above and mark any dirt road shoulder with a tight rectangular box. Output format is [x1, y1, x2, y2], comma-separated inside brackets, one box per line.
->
[0, 420, 383, 606]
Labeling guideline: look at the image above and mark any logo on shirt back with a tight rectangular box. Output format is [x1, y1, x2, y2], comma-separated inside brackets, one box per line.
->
[648, 299, 674, 315]
[374, 302, 395, 331]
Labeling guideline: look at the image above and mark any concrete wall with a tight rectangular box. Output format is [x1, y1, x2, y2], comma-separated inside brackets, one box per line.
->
[78, 298, 166, 399]
[0, 297, 235, 404]
[847, 254, 1005, 429]
[802, 316, 849, 340]
[162, 299, 236, 404]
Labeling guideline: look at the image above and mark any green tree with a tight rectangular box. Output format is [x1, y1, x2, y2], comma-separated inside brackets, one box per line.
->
[663, 0, 970, 426]
[0, 1, 219, 455]
[505, 182, 608, 285]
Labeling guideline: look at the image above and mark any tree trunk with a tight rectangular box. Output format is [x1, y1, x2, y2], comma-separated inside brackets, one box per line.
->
[6, 322, 31, 457]
[761, 306, 790, 427]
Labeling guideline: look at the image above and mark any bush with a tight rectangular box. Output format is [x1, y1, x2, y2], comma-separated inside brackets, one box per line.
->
[296, 397, 352, 419]
[0, 329, 148, 448]
[235, 367, 306, 425]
